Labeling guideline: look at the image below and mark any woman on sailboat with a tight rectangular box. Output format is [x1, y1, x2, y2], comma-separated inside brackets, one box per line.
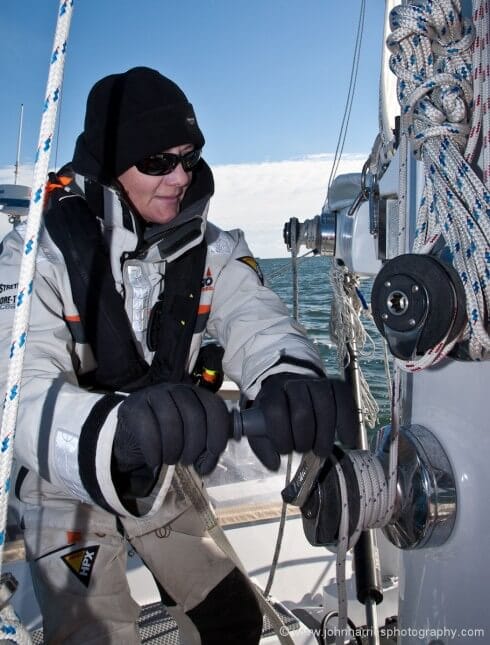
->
[0, 66, 353, 644]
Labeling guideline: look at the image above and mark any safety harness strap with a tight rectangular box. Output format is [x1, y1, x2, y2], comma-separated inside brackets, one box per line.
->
[45, 191, 150, 390]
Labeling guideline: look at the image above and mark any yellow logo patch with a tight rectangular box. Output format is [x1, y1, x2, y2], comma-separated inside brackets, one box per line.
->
[236, 256, 264, 284]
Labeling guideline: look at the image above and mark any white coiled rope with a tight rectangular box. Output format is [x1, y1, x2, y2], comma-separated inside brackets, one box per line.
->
[0, 2, 74, 641]
[387, 0, 490, 367]
[331, 377, 400, 645]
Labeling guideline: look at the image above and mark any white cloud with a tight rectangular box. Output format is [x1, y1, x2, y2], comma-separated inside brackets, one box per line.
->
[0, 155, 369, 257]
[208, 153, 367, 258]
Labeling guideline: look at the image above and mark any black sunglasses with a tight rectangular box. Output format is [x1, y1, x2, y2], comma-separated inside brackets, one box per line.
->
[135, 148, 202, 176]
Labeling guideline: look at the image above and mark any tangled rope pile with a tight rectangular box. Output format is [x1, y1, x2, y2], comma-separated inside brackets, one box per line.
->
[388, 0, 490, 367]
[330, 264, 380, 428]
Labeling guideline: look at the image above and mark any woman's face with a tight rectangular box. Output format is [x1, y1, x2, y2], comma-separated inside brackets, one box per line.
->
[117, 144, 194, 225]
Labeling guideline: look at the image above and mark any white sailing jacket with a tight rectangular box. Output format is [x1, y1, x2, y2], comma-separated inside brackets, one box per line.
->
[0, 179, 324, 520]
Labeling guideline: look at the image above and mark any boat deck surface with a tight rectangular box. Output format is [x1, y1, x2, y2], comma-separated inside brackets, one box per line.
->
[29, 598, 300, 644]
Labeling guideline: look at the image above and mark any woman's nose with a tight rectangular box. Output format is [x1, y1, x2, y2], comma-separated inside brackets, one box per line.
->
[166, 162, 191, 187]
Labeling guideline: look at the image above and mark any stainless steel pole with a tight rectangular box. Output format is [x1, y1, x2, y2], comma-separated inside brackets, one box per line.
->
[14, 104, 24, 185]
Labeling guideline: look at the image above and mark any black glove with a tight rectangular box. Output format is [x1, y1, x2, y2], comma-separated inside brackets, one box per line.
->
[249, 373, 357, 471]
[112, 383, 231, 498]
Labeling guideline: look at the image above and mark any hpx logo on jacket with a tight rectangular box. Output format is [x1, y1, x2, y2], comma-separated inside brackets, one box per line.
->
[61, 545, 100, 587]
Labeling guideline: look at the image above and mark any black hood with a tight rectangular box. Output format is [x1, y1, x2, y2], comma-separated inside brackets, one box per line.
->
[70, 67, 214, 245]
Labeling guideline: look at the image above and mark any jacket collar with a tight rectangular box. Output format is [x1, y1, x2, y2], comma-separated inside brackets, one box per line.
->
[69, 171, 210, 264]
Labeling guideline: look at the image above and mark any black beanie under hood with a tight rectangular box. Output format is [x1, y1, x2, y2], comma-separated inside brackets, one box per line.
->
[72, 66, 206, 184]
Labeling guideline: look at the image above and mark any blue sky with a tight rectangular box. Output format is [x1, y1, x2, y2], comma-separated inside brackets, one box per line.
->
[0, 0, 390, 256]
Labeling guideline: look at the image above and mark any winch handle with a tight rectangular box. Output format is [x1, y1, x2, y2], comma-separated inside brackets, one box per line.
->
[231, 407, 267, 441]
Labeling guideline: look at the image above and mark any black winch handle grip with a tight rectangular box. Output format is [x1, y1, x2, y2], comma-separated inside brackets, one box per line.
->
[231, 407, 267, 441]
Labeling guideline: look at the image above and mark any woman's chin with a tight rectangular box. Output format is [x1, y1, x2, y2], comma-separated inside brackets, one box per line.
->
[142, 208, 180, 225]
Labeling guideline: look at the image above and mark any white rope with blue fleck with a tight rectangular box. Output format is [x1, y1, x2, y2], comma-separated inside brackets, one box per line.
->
[0, 2, 74, 641]
[388, 0, 490, 367]
[465, 1, 490, 181]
